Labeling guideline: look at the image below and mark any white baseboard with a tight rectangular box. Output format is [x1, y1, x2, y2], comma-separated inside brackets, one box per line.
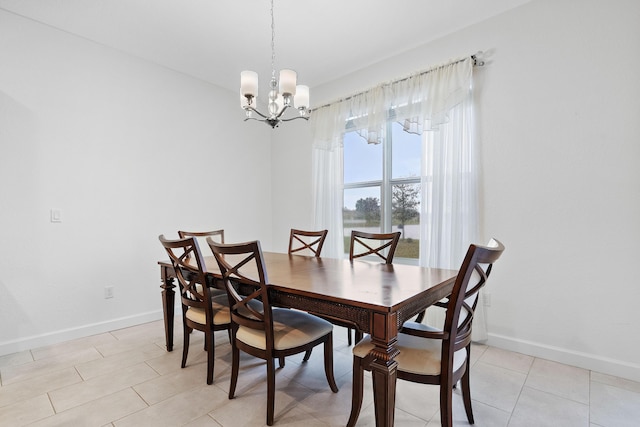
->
[487, 332, 640, 383]
[0, 310, 164, 357]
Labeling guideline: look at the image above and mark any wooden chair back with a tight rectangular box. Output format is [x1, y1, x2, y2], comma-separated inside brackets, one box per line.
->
[288, 228, 328, 257]
[207, 240, 273, 341]
[158, 234, 211, 314]
[442, 239, 503, 353]
[349, 230, 401, 264]
[178, 229, 224, 258]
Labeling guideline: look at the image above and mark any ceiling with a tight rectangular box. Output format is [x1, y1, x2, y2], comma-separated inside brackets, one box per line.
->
[1, 0, 530, 94]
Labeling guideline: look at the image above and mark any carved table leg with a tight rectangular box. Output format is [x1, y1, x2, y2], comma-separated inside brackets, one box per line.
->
[160, 267, 175, 352]
[369, 312, 400, 427]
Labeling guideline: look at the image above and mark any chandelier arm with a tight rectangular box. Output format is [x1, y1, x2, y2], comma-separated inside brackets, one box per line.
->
[244, 116, 265, 123]
[280, 115, 310, 123]
[274, 103, 291, 119]
[243, 106, 270, 120]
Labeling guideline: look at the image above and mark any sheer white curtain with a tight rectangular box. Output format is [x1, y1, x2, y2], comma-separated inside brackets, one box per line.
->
[419, 88, 487, 341]
[310, 57, 487, 340]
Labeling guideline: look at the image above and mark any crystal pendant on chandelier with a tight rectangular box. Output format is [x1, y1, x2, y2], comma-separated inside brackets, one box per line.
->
[239, 0, 310, 128]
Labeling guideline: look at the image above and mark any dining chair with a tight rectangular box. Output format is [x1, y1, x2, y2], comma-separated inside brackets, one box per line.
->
[158, 234, 231, 385]
[288, 228, 328, 257]
[208, 238, 339, 426]
[178, 229, 226, 297]
[349, 230, 401, 264]
[346, 230, 402, 344]
[347, 239, 505, 427]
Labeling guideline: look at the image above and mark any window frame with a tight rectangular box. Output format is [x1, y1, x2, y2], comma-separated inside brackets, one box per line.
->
[343, 121, 422, 263]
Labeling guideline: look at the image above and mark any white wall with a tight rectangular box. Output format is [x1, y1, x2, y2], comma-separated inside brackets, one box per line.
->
[0, 10, 273, 354]
[272, 0, 640, 381]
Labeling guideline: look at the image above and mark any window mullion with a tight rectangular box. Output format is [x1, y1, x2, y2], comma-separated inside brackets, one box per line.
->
[382, 122, 393, 233]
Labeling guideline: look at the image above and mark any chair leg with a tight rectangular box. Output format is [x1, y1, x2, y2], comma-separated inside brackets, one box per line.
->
[205, 332, 214, 385]
[181, 324, 191, 369]
[266, 357, 276, 426]
[414, 309, 426, 323]
[302, 349, 312, 362]
[278, 356, 285, 368]
[440, 379, 454, 427]
[347, 356, 364, 427]
[323, 334, 339, 393]
[347, 327, 352, 345]
[229, 344, 239, 399]
[461, 349, 475, 424]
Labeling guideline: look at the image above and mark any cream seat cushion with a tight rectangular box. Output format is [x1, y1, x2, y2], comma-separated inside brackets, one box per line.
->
[185, 294, 231, 325]
[353, 327, 467, 376]
[236, 308, 333, 350]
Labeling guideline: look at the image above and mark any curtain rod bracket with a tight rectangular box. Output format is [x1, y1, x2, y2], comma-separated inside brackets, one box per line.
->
[471, 51, 485, 66]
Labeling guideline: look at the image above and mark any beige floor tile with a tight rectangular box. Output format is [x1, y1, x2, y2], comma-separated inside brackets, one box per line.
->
[134, 360, 219, 405]
[259, 405, 329, 427]
[349, 405, 429, 426]
[479, 346, 534, 374]
[297, 378, 354, 425]
[0, 394, 54, 426]
[509, 386, 589, 427]
[115, 384, 228, 427]
[208, 379, 316, 427]
[109, 320, 167, 342]
[426, 395, 511, 426]
[468, 361, 527, 412]
[1, 320, 637, 427]
[0, 347, 102, 385]
[28, 388, 147, 427]
[0, 367, 81, 408]
[591, 371, 640, 394]
[469, 342, 489, 366]
[96, 336, 163, 358]
[0, 350, 33, 370]
[394, 379, 441, 421]
[183, 414, 223, 427]
[590, 380, 640, 427]
[49, 362, 159, 412]
[525, 358, 590, 404]
[30, 333, 117, 361]
[74, 342, 165, 380]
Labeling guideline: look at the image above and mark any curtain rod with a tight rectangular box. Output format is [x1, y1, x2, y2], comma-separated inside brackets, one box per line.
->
[312, 52, 484, 113]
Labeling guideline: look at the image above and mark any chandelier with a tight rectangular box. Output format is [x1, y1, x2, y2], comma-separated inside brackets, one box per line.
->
[240, 0, 310, 128]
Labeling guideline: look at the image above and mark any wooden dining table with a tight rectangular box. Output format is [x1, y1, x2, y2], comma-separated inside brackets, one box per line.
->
[158, 251, 457, 427]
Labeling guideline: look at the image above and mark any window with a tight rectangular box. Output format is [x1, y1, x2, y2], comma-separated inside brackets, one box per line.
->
[343, 121, 421, 261]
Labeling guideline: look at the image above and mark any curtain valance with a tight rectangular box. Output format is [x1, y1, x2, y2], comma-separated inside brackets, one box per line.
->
[311, 56, 473, 150]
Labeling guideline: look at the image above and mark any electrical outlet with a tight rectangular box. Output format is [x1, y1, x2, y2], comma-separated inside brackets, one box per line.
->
[483, 293, 491, 307]
[104, 286, 114, 299]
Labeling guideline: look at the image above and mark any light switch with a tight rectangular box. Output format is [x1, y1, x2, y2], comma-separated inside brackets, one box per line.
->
[50, 209, 62, 223]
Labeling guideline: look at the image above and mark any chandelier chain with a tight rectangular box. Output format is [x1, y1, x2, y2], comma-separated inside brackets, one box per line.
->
[270, 0, 276, 81]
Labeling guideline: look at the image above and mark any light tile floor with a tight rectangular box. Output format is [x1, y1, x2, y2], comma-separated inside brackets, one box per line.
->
[1, 320, 639, 426]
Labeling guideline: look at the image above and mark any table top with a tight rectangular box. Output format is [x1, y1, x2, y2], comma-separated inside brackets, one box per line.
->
[160, 251, 458, 313]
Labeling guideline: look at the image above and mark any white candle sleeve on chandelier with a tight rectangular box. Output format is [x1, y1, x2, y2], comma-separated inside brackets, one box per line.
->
[240, 71, 259, 97]
[294, 85, 309, 109]
[278, 69, 297, 96]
